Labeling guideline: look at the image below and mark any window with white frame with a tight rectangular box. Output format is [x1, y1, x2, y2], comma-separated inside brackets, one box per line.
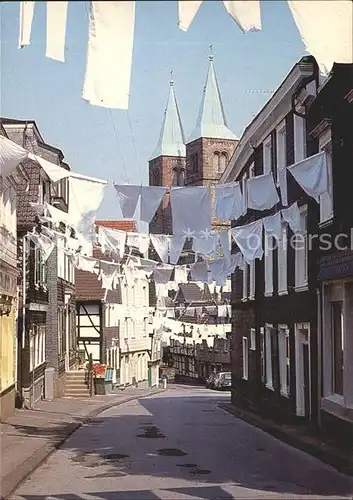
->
[30, 325, 46, 370]
[278, 325, 290, 397]
[264, 234, 274, 296]
[132, 319, 136, 339]
[278, 222, 288, 295]
[265, 324, 273, 389]
[124, 317, 129, 339]
[242, 263, 248, 301]
[295, 205, 308, 290]
[249, 260, 255, 300]
[331, 301, 343, 396]
[242, 336, 249, 380]
[250, 328, 256, 350]
[34, 246, 47, 288]
[294, 112, 306, 162]
[276, 121, 287, 205]
[319, 130, 333, 224]
[242, 171, 248, 214]
[260, 327, 265, 382]
[263, 136, 272, 175]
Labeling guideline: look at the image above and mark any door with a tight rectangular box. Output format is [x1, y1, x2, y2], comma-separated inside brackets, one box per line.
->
[303, 343, 310, 419]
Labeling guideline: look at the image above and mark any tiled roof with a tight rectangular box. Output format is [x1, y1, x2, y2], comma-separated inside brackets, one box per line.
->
[76, 269, 105, 301]
[95, 220, 136, 232]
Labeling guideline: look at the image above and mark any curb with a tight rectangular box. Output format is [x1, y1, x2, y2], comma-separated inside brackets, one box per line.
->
[2, 388, 165, 499]
[219, 403, 353, 477]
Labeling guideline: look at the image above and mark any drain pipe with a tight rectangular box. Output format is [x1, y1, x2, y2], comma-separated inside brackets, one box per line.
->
[317, 287, 322, 429]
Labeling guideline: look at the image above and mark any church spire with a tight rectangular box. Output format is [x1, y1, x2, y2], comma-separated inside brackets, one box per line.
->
[150, 74, 186, 161]
[187, 50, 237, 143]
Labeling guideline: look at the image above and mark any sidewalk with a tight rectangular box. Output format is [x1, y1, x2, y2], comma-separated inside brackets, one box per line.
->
[0, 384, 165, 499]
[219, 402, 353, 477]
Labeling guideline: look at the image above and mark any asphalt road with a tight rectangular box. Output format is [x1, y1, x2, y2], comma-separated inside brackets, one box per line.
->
[11, 385, 353, 500]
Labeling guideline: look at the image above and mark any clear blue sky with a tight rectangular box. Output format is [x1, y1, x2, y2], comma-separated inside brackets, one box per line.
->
[1, 1, 306, 220]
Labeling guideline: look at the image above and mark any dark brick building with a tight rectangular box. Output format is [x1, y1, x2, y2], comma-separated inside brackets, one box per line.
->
[308, 63, 353, 443]
[220, 56, 324, 426]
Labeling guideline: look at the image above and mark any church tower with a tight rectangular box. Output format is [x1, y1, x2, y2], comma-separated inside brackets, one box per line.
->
[185, 52, 238, 187]
[149, 76, 186, 235]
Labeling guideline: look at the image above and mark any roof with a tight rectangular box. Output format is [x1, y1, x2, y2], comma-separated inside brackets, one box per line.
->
[95, 220, 136, 232]
[76, 269, 106, 301]
[150, 80, 186, 160]
[187, 57, 238, 143]
[177, 283, 203, 302]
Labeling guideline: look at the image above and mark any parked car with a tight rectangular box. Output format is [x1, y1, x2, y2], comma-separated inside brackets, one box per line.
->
[214, 372, 232, 390]
[206, 372, 217, 389]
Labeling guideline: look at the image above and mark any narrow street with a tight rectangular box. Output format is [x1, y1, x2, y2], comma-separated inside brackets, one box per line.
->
[11, 386, 353, 500]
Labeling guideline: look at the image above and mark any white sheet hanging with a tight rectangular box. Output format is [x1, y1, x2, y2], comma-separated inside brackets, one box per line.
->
[169, 234, 186, 265]
[171, 186, 212, 236]
[247, 173, 280, 211]
[281, 202, 301, 233]
[192, 233, 216, 256]
[82, 1, 135, 109]
[114, 184, 141, 218]
[126, 232, 150, 254]
[214, 182, 243, 220]
[150, 234, 170, 263]
[99, 261, 119, 291]
[69, 175, 107, 243]
[73, 255, 98, 273]
[153, 265, 174, 284]
[44, 202, 69, 226]
[140, 186, 167, 223]
[46, 1, 68, 62]
[98, 226, 126, 259]
[27, 233, 55, 262]
[174, 265, 188, 284]
[217, 304, 228, 318]
[155, 283, 169, 298]
[288, 0, 353, 76]
[229, 252, 244, 272]
[178, 0, 203, 31]
[288, 151, 328, 202]
[263, 212, 282, 240]
[231, 219, 264, 263]
[123, 264, 135, 287]
[190, 261, 208, 283]
[210, 258, 228, 286]
[222, 1, 261, 32]
[18, 1, 36, 48]
[28, 152, 71, 183]
[0, 136, 28, 178]
[218, 230, 231, 262]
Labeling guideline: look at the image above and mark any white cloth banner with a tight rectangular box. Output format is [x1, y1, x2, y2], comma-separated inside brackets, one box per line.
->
[288, 0, 353, 76]
[18, 1, 35, 48]
[281, 202, 301, 233]
[114, 184, 141, 218]
[28, 152, 70, 183]
[169, 234, 186, 265]
[263, 212, 282, 240]
[229, 252, 244, 272]
[174, 265, 188, 284]
[98, 226, 126, 259]
[69, 175, 107, 244]
[231, 219, 264, 263]
[44, 202, 69, 226]
[126, 232, 150, 254]
[288, 151, 328, 202]
[27, 233, 55, 262]
[171, 186, 212, 236]
[99, 261, 118, 291]
[153, 265, 174, 284]
[74, 255, 98, 273]
[190, 262, 208, 283]
[214, 182, 243, 220]
[140, 186, 166, 223]
[247, 173, 280, 211]
[178, 1, 203, 31]
[82, 1, 135, 109]
[192, 233, 216, 256]
[46, 1, 68, 62]
[0, 136, 28, 178]
[223, 1, 261, 32]
[218, 230, 231, 262]
[210, 258, 228, 286]
[150, 234, 170, 263]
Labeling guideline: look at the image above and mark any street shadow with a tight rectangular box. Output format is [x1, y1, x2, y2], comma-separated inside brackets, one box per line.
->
[12, 390, 353, 499]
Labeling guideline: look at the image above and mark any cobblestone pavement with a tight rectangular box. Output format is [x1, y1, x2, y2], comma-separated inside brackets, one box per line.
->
[10, 386, 353, 500]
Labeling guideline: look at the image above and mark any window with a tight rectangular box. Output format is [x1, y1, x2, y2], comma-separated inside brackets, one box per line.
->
[278, 325, 290, 397]
[242, 263, 248, 301]
[242, 336, 249, 380]
[278, 222, 288, 295]
[276, 121, 287, 205]
[242, 172, 248, 214]
[132, 319, 136, 339]
[260, 327, 265, 382]
[263, 136, 272, 174]
[294, 113, 306, 162]
[250, 328, 256, 350]
[264, 234, 274, 296]
[319, 136, 333, 224]
[30, 325, 46, 370]
[172, 169, 184, 187]
[295, 205, 308, 290]
[125, 318, 129, 339]
[265, 325, 273, 389]
[190, 153, 199, 175]
[331, 301, 343, 396]
[34, 245, 47, 288]
[249, 261, 255, 300]
[213, 152, 220, 173]
[219, 152, 228, 173]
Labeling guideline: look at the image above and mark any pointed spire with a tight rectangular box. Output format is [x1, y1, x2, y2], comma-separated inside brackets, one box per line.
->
[150, 75, 186, 161]
[187, 51, 238, 143]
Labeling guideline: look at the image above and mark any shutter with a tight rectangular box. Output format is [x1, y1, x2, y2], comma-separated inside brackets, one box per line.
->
[287, 227, 295, 290]
[286, 112, 295, 165]
[273, 247, 278, 295]
[271, 130, 277, 183]
[255, 143, 264, 176]
[271, 328, 280, 392]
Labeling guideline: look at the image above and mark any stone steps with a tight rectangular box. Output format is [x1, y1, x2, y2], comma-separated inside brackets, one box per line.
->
[65, 371, 91, 397]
